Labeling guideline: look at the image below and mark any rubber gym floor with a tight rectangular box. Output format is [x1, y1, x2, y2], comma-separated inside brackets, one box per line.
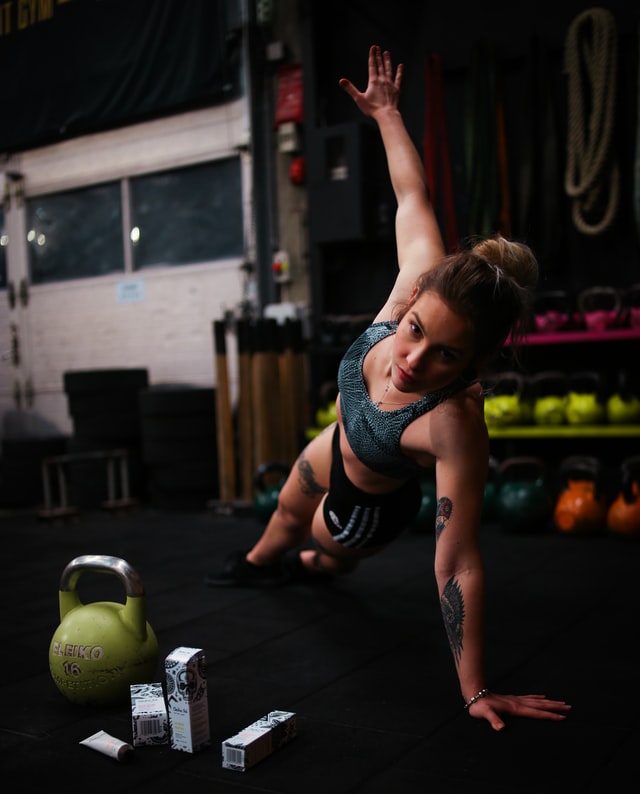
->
[1, 502, 638, 793]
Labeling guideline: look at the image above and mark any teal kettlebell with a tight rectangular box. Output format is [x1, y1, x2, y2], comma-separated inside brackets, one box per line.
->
[254, 462, 290, 523]
[496, 457, 553, 533]
[409, 476, 437, 533]
[482, 457, 501, 521]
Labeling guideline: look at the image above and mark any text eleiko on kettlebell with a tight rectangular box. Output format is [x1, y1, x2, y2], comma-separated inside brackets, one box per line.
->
[49, 555, 158, 707]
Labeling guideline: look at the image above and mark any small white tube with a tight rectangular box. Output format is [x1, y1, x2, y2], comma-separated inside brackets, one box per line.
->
[79, 729, 133, 763]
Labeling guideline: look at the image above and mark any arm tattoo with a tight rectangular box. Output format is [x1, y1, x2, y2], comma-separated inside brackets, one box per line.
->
[297, 452, 325, 497]
[435, 496, 453, 540]
[441, 575, 464, 664]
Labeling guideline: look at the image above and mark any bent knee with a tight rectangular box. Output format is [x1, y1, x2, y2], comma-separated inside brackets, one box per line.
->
[312, 550, 359, 576]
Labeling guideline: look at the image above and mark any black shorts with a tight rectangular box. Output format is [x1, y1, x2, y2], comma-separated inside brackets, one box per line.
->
[322, 426, 422, 550]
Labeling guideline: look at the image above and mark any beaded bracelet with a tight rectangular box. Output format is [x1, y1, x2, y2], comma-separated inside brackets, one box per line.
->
[464, 688, 489, 710]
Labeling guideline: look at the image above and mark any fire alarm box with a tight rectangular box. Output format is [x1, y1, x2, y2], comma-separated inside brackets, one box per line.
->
[272, 250, 291, 284]
[274, 64, 303, 127]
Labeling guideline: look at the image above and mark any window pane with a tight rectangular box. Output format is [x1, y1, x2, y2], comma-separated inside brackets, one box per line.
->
[130, 158, 244, 269]
[27, 184, 122, 285]
[0, 207, 6, 289]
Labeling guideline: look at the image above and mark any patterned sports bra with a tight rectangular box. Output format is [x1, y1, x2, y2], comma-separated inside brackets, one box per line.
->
[337, 321, 468, 479]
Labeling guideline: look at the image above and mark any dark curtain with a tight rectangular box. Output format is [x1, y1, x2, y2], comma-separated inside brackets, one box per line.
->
[0, 0, 241, 153]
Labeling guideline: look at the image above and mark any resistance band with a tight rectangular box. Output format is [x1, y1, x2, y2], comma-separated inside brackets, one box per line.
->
[424, 53, 458, 252]
[465, 42, 511, 238]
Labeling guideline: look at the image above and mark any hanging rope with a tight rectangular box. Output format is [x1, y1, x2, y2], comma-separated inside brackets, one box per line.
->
[563, 7, 619, 236]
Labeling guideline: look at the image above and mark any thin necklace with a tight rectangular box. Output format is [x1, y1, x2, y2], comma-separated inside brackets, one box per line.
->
[373, 379, 392, 407]
[374, 378, 415, 407]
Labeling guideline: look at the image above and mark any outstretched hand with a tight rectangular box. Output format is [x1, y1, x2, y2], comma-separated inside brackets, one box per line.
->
[468, 692, 572, 732]
[339, 44, 403, 118]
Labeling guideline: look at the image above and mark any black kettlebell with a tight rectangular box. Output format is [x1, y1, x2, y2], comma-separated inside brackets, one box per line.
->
[254, 462, 290, 523]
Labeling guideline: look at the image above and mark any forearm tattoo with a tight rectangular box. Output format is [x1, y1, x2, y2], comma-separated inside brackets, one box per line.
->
[435, 496, 452, 540]
[297, 452, 325, 497]
[441, 576, 464, 664]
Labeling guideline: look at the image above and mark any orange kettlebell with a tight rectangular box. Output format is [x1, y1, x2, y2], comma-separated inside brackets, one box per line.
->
[553, 456, 607, 535]
[607, 456, 640, 537]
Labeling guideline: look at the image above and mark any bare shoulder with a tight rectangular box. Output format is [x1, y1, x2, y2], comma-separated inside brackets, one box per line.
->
[402, 383, 487, 468]
[430, 383, 488, 460]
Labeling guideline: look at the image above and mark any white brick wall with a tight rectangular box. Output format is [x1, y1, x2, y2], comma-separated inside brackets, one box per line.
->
[1, 102, 250, 438]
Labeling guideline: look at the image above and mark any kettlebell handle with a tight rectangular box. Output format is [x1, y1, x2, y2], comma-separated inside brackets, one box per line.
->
[621, 456, 640, 502]
[254, 462, 290, 491]
[59, 555, 145, 597]
[558, 455, 603, 483]
[499, 456, 546, 482]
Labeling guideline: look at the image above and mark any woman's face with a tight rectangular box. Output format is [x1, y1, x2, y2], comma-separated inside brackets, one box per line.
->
[392, 290, 474, 394]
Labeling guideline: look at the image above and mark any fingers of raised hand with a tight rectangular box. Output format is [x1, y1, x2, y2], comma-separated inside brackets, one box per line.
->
[382, 49, 393, 76]
[369, 44, 382, 75]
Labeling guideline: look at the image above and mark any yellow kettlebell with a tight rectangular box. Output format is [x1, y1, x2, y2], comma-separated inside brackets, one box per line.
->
[49, 555, 158, 707]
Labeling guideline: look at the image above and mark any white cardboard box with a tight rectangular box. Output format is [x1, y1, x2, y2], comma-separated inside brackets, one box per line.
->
[165, 647, 210, 753]
[130, 682, 169, 746]
[221, 710, 297, 771]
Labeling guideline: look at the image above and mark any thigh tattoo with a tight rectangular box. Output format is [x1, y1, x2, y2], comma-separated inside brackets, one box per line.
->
[297, 451, 325, 498]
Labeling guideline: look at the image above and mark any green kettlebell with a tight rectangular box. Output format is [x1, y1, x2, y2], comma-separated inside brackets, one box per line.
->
[485, 393, 522, 426]
[565, 371, 605, 426]
[496, 457, 553, 533]
[532, 371, 568, 426]
[533, 395, 567, 425]
[606, 370, 640, 424]
[254, 462, 290, 523]
[483, 372, 524, 427]
[49, 555, 158, 707]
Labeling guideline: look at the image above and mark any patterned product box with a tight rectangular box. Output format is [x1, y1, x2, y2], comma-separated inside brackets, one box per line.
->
[165, 646, 210, 753]
[221, 710, 297, 771]
[130, 682, 169, 746]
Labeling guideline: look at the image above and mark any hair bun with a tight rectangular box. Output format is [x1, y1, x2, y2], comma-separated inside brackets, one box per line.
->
[473, 236, 538, 290]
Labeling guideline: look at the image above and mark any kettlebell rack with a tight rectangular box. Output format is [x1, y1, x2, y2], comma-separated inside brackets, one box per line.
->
[489, 425, 640, 438]
[39, 448, 136, 520]
[492, 326, 640, 440]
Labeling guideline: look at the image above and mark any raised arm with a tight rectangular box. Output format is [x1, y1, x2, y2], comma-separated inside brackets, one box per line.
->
[339, 45, 445, 307]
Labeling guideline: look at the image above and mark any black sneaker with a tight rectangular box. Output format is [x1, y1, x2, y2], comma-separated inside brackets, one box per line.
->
[204, 549, 289, 588]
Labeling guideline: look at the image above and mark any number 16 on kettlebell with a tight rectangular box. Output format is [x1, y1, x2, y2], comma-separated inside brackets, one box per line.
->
[49, 555, 158, 707]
